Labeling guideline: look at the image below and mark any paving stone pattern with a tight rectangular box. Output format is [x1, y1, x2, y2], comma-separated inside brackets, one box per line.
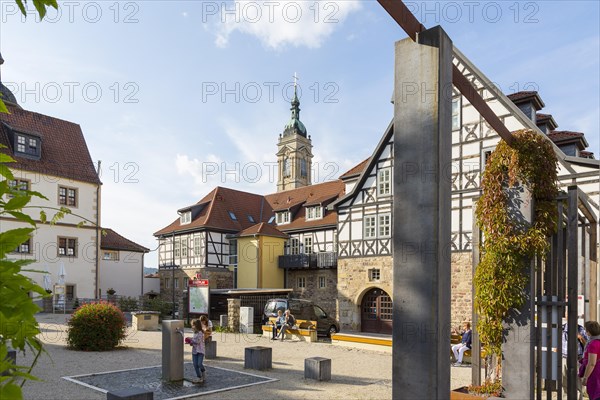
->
[69, 363, 274, 400]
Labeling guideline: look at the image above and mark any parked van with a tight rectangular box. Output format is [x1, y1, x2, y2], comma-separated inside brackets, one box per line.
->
[262, 298, 340, 337]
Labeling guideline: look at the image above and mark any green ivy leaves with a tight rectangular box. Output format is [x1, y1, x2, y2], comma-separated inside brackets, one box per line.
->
[474, 129, 559, 357]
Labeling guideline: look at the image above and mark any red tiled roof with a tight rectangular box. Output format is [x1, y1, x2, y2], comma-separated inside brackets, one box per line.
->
[339, 158, 370, 179]
[580, 151, 595, 159]
[101, 228, 149, 253]
[536, 113, 558, 130]
[265, 180, 344, 231]
[236, 223, 288, 239]
[154, 187, 272, 236]
[548, 130, 584, 141]
[536, 113, 551, 121]
[507, 91, 544, 109]
[0, 104, 100, 184]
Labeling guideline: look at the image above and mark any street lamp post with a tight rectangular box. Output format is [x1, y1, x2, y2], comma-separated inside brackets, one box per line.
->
[172, 232, 176, 319]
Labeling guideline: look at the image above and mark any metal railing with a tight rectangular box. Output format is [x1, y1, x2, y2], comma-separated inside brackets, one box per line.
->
[278, 252, 338, 269]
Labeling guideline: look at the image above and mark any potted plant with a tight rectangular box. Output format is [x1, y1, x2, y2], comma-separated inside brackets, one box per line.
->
[451, 380, 502, 399]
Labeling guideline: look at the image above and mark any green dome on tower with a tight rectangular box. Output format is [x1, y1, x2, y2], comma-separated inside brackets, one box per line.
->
[283, 85, 307, 137]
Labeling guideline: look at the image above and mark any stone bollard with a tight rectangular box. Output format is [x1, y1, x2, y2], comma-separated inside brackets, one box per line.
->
[244, 346, 272, 370]
[205, 340, 217, 359]
[304, 357, 331, 381]
[107, 388, 153, 400]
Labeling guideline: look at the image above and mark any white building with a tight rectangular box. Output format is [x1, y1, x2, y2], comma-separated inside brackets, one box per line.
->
[99, 228, 149, 298]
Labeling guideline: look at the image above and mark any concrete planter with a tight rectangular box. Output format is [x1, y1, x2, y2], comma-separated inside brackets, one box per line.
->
[131, 311, 160, 331]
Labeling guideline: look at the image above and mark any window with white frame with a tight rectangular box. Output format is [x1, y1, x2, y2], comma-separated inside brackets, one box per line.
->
[181, 237, 188, 257]
[58, 186, 77, 207]
[276, 211, 290, 224]
[14, 237, 31, 254]
[229, 239, 238, 267]
[318, 276, 326, 288]
[289, 238, 300, 255]
[15, 134, 41, 158]
[103, 250, 119, 261]
[378, 168, 391, 197]
[482, 146, 496, 171]
[369, 268, 381, 281]
[304, 237, 313, 254]
[306, 206, 323, 220]
[364, 215, 376, 239]
[174, 239, 180, 258]
[8, 179, 30, 197]
[184, 279, 189, 288]
[297, 276, 306, 288]
[180, 211, 191, 224]
[174, 278, 179, 289]
[164, 277, 170, 288]
[379, 214, 391, 238]
[58, 237, 77, 257]
[452, 97, 461, 131]
[193, 237, 201, 255]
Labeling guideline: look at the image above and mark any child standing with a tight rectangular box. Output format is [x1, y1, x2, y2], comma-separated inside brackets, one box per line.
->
[190, 319, 206, 383]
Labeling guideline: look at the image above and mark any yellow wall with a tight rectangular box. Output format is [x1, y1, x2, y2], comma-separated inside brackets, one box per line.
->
[235, 235, 286, 289]
[237, 237, 258, 288]
[259, 236, 286, 288]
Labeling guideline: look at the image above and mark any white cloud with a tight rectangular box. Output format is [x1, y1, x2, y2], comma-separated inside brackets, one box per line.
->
[210, 0, 362, 50]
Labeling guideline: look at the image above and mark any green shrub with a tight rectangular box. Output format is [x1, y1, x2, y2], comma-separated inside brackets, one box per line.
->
[67, 302, 127, 351]
[117, 296, 139, 312]
[141, 297, 172, 316]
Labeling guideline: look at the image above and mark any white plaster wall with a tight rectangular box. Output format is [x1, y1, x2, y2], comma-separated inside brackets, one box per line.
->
[99, 250, 144, 298]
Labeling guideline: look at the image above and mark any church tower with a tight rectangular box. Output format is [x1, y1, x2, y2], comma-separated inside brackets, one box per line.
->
[276, 76, 313, 192]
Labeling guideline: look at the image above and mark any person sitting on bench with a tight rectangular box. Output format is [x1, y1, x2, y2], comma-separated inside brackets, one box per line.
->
[272, 310, 285, 340]
[452, 322, 472, 366]
[276, 309, 296, 341]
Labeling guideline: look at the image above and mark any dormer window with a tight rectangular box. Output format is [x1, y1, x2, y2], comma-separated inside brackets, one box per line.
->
[180, 211, 191, 225]
[276, 211, 290, 225]
[306, 206, 323, 221]
[228, 211, 237, 221]
[14, 133, 41, 159]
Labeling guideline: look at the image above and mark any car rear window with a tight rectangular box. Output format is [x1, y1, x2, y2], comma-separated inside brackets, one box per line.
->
[265, 300, 287, 315]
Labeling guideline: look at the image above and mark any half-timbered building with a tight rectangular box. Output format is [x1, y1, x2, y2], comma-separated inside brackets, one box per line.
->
[331, 49, 599, 334]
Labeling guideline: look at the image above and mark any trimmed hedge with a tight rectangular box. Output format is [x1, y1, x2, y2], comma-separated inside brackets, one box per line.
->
[67, 302, 127, 351]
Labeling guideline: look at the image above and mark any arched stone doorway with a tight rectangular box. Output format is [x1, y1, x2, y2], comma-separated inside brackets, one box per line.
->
[360, 288, 392, 334]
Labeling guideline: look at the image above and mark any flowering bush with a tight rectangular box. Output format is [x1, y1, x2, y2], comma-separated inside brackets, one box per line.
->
[67, 302, 127, 351]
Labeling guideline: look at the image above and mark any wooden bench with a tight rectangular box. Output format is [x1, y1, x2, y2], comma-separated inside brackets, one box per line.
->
[262, 317, 318, 342]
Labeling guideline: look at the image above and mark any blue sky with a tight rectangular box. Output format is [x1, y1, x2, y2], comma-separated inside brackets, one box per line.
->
[1, 0, 598, 267]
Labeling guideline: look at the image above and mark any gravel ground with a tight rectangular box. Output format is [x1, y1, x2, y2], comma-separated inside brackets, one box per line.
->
[19, 313, 474, 400]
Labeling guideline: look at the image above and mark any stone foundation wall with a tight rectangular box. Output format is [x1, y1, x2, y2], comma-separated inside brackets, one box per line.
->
[337, 256, 393, 332]
[204, 268, 233, 289]
[228, 298, 240, 332]
[286, 269, 337, 318]
[450, 251, 473, 329]
[335, 252, 473, 333]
